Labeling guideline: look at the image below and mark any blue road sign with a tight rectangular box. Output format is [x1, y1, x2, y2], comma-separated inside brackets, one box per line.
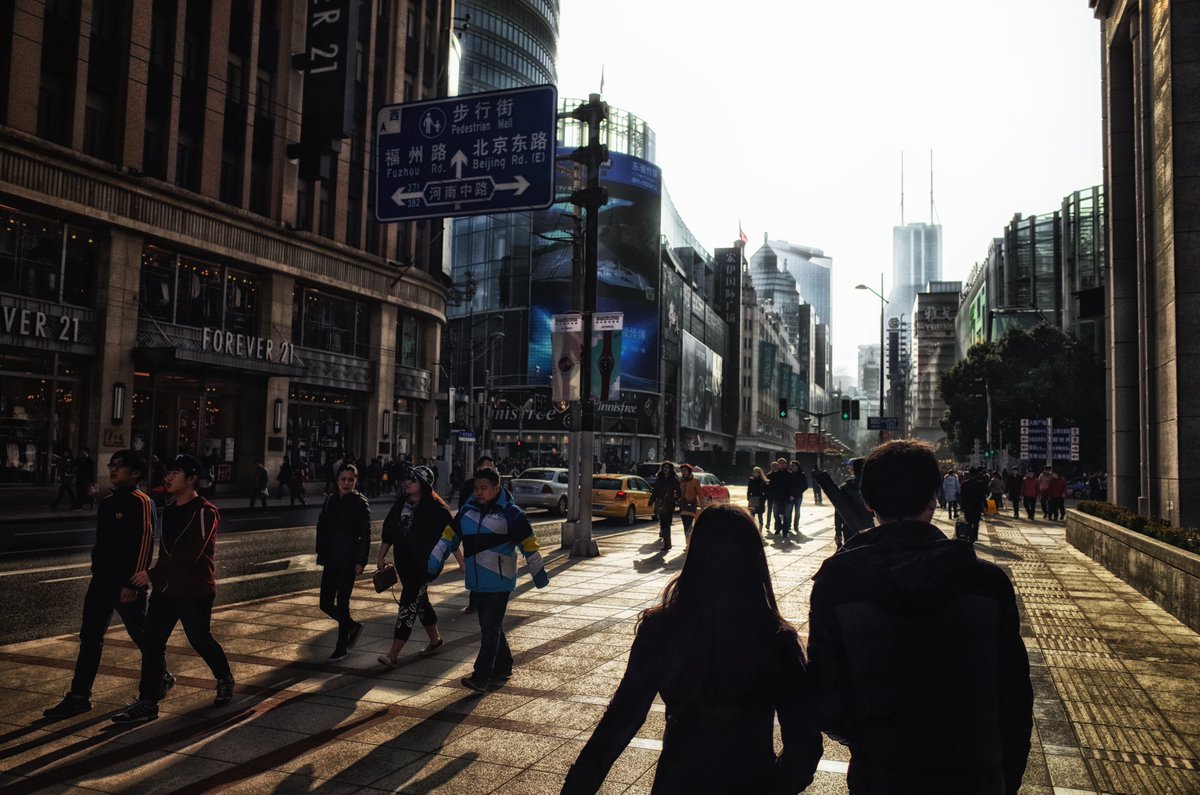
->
[374, 85, 558, 222]
[867, 417, 900, 431]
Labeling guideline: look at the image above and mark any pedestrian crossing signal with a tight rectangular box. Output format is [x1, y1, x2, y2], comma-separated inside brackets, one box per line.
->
[778, 398, 788, 418]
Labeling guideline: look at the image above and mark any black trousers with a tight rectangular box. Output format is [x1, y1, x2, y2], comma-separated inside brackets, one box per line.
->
[472, 591, 512, 681]
[70, 578, 147, 698]
[319, 564, 357, 646]
[1024, 496, 1037, 518]
[138, 592, 230, 701]
[393, 583, 438, 641]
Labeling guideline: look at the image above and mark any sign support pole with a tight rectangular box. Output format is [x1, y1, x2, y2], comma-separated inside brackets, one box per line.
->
[569, 94, 608, 558]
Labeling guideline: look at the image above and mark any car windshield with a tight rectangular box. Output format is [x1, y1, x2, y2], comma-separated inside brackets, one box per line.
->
[518, 470, 556, 481]
[593, 480, 623, 490]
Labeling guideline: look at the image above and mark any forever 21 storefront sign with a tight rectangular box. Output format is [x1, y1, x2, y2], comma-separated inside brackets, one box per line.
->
[202, 327, 297, 365]
[3, 306, 84, 342]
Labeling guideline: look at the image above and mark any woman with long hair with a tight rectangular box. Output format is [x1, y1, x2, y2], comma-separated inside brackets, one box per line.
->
[315, 464, 371, 662]
[562, 505, 822, 794]
[376, 466, 450, 667]
[747, 465, 769, 531]
[648, 461, 681, 551]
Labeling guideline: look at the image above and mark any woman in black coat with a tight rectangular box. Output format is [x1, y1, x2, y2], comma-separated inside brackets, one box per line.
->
[376, 466, 452, 667]
[562, 505, 822, 794]
[746, 465, 769, 531]
[648, 461, 681, 551]
[315, 464, 371, 662]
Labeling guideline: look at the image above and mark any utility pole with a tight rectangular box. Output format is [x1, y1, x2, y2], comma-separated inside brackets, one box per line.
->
[564, 94, 608, 558]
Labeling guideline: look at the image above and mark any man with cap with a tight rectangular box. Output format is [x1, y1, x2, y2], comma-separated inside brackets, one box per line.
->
[44, 450, 166, 718]
[113, 454, 234, 724]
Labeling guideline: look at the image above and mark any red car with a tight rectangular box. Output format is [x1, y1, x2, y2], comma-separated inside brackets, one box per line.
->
[687, 467, 730, 506]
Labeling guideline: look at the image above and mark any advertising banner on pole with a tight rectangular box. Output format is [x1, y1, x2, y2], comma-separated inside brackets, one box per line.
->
[551, 314, 583, 402]
[590, 312, 623, 401]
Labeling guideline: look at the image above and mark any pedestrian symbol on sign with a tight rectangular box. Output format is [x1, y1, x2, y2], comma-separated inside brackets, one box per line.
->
[419, 109, 445, 139]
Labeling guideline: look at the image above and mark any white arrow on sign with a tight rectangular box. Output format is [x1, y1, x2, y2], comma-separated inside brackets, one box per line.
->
[391, 187, 424, 205]
[451, 150, 468, 179]
[495, 175, 530, 195]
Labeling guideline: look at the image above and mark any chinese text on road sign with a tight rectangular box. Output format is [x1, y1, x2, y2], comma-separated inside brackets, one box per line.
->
[374, 85, 558, 222]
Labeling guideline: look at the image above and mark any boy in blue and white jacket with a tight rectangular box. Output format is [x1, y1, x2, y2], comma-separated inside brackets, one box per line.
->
[429, 467, 548, 692]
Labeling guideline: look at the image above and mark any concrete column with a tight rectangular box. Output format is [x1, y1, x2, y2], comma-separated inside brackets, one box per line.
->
[366, 304, 398, 460]
[256, 272, 294, 477]
[6, 0, 43, 133]
[69, 0, 93, 152]
[163, 0, 188, 182]
[121, 0, 152, 169]
[90, 228, 144, 462]
[1105, 23, 1142, 515]
[199, 0, 231, 199]
[1169, 0, 1200, 527]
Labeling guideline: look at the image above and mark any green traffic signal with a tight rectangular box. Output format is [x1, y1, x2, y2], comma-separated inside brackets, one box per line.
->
[778, 397, 788, 418]
[840, 398, 851, 421]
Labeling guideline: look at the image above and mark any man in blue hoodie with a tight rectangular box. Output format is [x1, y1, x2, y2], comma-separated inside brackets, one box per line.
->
[429, 467, 549, 692]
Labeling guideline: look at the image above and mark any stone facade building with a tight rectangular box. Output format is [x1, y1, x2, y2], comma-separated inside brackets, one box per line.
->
[1090, 0, 1200, 525]
[0, 0, 453, 498]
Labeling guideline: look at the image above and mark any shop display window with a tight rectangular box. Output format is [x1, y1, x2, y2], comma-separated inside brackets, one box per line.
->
[0, 352, 86, 485]
[0, 206, 98, 307]
[287, 386, 362, 480]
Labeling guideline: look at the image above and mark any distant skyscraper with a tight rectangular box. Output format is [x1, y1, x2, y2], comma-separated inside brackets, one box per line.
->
[888, 153, 943, 325]
[751, 236, 832, 329]
[889, 223, 943, 324]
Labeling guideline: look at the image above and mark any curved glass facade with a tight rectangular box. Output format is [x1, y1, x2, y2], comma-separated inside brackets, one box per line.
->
[457, 0, 558, 93]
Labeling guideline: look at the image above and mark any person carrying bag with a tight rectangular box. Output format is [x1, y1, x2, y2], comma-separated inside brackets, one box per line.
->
[376, 466, 450, 667]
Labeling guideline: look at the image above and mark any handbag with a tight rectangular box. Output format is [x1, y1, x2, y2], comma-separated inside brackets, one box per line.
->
[372, 564, 399, 593]
[747, 495, 761, 511]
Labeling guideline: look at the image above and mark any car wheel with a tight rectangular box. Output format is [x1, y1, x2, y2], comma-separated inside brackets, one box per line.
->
[625, 506, 637, 526]
[556, 495, 568, 516]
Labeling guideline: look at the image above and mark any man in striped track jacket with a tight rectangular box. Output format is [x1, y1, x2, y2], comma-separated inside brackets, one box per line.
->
[44, 450, 161, 719]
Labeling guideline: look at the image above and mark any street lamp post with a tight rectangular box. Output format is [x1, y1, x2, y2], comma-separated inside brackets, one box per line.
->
[797, 408, 841, 470]
[855, 276, 888, 440]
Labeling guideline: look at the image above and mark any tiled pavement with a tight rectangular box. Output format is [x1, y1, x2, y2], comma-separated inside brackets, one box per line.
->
[1, 505, 1199, 793]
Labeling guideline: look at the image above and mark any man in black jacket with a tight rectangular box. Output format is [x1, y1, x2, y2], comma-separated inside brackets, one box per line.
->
[767, 458, 793, 538]
[959, 467, 989, 543]
[807, 440, 1032, 794]
[44, 451, 165, 718]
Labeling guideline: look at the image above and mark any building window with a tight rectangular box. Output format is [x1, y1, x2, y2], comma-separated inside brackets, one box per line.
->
[174, 257, 225, 328]
[293, 287, 369, 357]
[138, 245, 259, 332]
[0, 208, 99, 307]
[176, 132, 200, 191]
[399, 315, 420, 367]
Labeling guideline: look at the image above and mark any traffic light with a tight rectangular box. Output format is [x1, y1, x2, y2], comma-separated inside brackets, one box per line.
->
[840, 398, 851, 421]
[516, 440, 524, 449]
[778, 398, 788, 418]
[983, 449, 992, 459]
[851, 399, 860, 421]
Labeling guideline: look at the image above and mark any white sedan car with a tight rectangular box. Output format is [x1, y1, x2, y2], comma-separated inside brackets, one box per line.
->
[509, 468, 570, 515]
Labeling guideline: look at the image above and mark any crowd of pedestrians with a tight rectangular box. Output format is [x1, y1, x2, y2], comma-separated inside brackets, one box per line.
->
[566, 440, 1034, 794]
[42, 448, 550, 725]
[44, 440, 1052, 793]
[934, 464, 1089, 530]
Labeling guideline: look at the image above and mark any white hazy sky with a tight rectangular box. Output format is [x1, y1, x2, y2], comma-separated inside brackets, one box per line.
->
[555, 0, 1104, 376]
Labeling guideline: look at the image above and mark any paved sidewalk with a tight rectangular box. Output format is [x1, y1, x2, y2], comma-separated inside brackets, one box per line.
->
[1, 505, 1198, 793]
